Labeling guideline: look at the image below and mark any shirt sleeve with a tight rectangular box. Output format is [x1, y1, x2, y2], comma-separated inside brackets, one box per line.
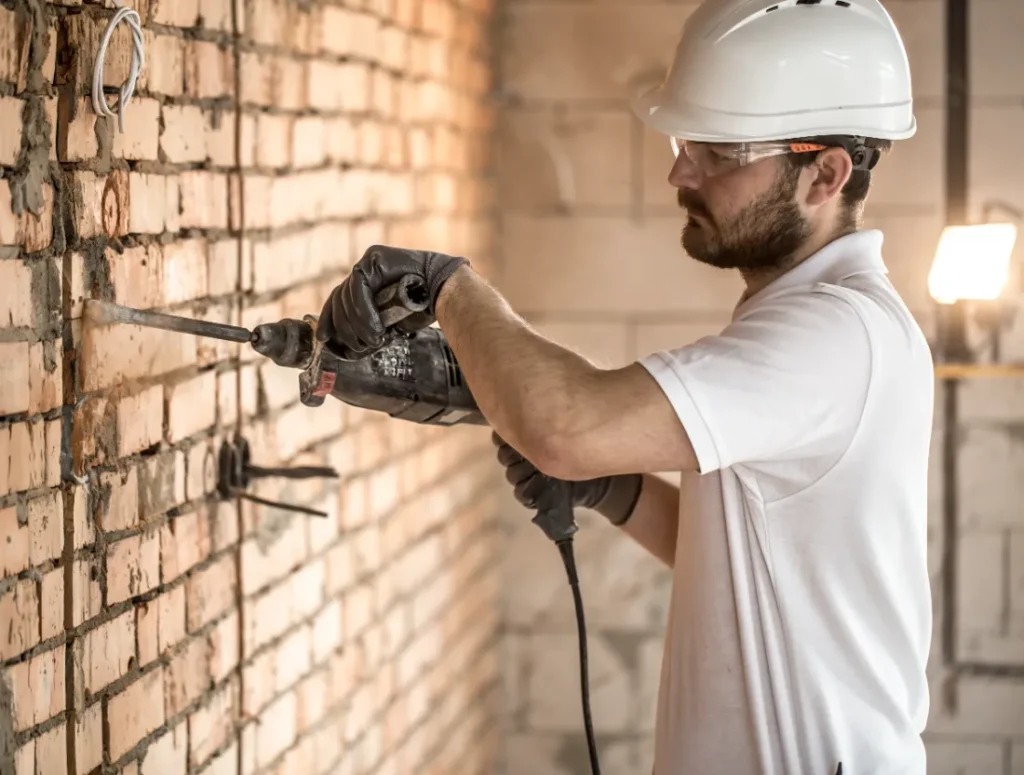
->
[638, 288, 872, 475]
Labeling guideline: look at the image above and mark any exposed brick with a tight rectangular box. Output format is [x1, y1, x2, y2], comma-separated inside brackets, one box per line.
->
[188, 678, 236, 766]
[185, 40, 233, 99]
[161, 105, 207, 163]
[110, 98, 161, 161]
[8, 646, 64, 732]
[139, 451, 187, 520]
[208, 610, 239, 683]
[0, 506, 28, 576]
[141, 722, 187, 775]
[186, 553, 236, 632]
[79, 610, 135, 695]
[28, 489, 62, 566]
[79, 310, 196, 391]
[106, 529, 160, 604]
[165, 371, 216, 443]
[76, 701, 104, 774]
[199, 0, 233, 31]
[0, 340, 30, 415]
[163, 240, 208, 304]
[0, 579, 38, 660]
[256, 113, 292, 169]
[0, 261, 32, 327]
[27, 341, 62, 414]
[0, 97, 23, 166]
[152, 0, 199, 26]
[118, 385, 164, 456]
[185, 441, 217, 502]
[39, 567, 62, 641]
[107, 667, 165, 761]
[256, 691, 297, 768]
[165, 636, 210, 717]
[71, 170, 129, 241]
[141, 32, 185, 96]
[160, 508, 210, 584]
[110, 243, 163, 308]
[97, 467, 139, 533]
[179, 171, 229, 230]
[127, 172, 172, 235]
[72, 559, 102, 627]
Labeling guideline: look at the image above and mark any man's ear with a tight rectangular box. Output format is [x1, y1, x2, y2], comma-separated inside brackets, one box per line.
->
[804, 148, 853, 207]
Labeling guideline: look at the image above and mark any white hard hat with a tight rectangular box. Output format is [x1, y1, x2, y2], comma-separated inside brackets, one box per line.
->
[631, 0, 917, 143]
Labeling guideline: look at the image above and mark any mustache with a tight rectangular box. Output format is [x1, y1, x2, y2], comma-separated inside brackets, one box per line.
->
[677, 190, 710, 218]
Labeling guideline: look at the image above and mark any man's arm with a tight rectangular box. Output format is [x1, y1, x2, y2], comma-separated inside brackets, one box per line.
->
[435, 265, 699, 481]
[618, 474, 681, 568]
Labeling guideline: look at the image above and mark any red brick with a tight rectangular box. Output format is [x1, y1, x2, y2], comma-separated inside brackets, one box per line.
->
[72, 485, 93, 550]
[208, 610, 238, 683]
[311, 599, 342, 664]
[139, 451, 187, 519]
[79, 610, 135, 694]
[161, 105, 207, 163]
[239, 525, 304, 596]
[189, 678, 236, 766]
[242, 649, 274, 716]
[274, 626, 312, 693]
[0, 97, 22, 166]
[27, 342, 62, 415]
[179, 171, 229, 229]
[45, 421, 61, 486]
[158, 585, 187, 654]
[256, 691, 297, 768]
[118, 385, 163, 456]
[72, 559, 102, 627]
[79, 311, 196, 392]
[205, 110, 236, 167]
[0, 261, 32, 327]
[246, 0, 285, 46]
[256, 114, 292, 170]
[39, 567, 62, 641]
[165, 636, 210, 717]
[240, 52, 271, 106]
[270, 56, 308, 112]
[110, 243, 161, 308]
[72, 170, 128, 241]
[28, 489, 62, 566]
[97, 467, 139, 533]
[0, 184, 17, 246]
[306, 61, 344, 111]
[185, 40, 232, 99]
[141, 722, 187, 775]
[76, 701, 103, 774]
[341, 62, 372, 112]
[185, 441, 216, 501]
[8, 645, 64, 732]
[127, 172, 170, 235]
[141, 32, 184, 96]
[34, 723, 66, 773]
[7, 420, 43, 493]
[111, 97, 161, 161]
[326, 117, 357, 163]
[193, 303, 236, 368]
[163, 240, 208, 304]
[0, 579, 38, 660]
[0, 505, 27, 575]
[152, 0, 199, 26]
[207, 239, 239, 296]
[344, 584, 373, 640]
[0, 341, 30, 415]
[107, 667, 165, 761]
[106, 529, 160, 604]
[137, 594, 158, 666]
[187, 553, 236, 632]
[199, 0, 233, 31]
[0, 6, 22, 85]
[165, 372, 216, 443]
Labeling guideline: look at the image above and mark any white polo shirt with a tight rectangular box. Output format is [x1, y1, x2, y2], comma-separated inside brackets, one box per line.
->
[639, 230, 934, 775]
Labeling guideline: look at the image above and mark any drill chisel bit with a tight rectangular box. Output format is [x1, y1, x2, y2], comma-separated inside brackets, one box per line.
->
[84, 299, 254, 344]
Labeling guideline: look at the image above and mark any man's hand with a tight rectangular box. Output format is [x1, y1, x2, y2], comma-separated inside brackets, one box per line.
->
[317, 245, 468, 357]
[493, 432, 643, 526]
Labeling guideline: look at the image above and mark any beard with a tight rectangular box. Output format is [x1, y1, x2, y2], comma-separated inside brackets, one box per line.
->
[678, 166, 812, 272]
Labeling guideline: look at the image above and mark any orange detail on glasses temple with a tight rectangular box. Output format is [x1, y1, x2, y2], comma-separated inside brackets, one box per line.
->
[788, 142, 827, 152]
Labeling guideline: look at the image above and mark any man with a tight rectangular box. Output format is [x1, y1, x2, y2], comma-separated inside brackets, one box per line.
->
[317, 0, 935, 771]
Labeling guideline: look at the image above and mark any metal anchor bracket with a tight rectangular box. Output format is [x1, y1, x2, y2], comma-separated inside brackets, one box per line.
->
[217, 436, 339, 518]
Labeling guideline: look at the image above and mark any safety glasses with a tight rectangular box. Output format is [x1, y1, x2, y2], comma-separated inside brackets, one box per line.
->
[669, 138, 827, 177]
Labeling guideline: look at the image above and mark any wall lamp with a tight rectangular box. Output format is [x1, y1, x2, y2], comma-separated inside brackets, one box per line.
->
[930, 201, 1022, 378]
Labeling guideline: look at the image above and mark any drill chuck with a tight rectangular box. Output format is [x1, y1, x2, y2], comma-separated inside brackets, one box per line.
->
[250, 319, 315, 368]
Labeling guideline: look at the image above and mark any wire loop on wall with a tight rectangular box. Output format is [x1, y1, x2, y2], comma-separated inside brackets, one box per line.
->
[92, 0, 145, 134]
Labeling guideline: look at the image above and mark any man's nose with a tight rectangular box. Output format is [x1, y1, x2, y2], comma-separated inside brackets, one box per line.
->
[668, 150, 702, 189]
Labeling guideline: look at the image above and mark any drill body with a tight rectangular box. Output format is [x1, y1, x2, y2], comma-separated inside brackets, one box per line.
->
[251, 320, 486, 427]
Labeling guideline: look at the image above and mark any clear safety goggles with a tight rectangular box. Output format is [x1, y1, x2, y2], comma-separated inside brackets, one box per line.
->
[669, 138, 827, 177]
[669, 137, 880, 177]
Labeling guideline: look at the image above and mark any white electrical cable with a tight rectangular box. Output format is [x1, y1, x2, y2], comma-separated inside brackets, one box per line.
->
[92, 0, 145, 134]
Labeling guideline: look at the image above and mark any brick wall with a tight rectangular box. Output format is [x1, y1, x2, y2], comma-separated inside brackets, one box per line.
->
[494, 1, 1024, 774]
[0, 2, 501, 774]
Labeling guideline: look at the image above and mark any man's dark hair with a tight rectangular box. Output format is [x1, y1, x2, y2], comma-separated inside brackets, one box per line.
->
[783, 137, 893, 231]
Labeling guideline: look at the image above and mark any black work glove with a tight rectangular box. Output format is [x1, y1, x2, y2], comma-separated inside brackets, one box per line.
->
[492, 432, 643, 526]
[317, 244, 468, 357]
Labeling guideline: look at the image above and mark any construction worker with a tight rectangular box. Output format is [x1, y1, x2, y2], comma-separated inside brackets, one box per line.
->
[317, 0, 933, 772]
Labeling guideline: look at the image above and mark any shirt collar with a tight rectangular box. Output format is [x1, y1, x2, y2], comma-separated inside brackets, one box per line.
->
[733, 229, 888, 318]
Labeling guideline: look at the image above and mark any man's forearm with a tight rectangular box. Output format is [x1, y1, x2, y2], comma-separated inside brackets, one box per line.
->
[619, 474, 680, 568]
[434, 265, 598, 469]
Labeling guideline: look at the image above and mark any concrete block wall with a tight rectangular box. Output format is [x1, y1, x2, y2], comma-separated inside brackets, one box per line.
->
[0, 2, 502, 774]
[494, 1, 1024, 773]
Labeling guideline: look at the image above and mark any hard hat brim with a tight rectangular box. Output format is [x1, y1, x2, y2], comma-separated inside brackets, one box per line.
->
[630, 85, 918, 143]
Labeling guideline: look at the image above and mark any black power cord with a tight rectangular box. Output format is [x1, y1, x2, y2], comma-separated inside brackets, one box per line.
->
[530, 478, 602, 775]
[557, 538, 601, 775]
